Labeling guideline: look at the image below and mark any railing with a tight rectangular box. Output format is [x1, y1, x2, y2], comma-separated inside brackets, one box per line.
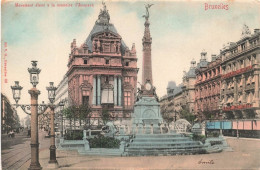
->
[222, 65, 253, 79]
[245, 84, 255, 91]
[223, 103, 253, 111]
[223, 42, 260, 62]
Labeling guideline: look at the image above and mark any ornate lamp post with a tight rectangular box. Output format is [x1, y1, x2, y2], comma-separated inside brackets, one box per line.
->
[11, 61, 48, 170]
[46, 82, 58, 168]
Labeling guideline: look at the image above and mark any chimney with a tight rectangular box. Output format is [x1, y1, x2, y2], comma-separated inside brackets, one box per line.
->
[211, 54, 217, 61]
[254, 29, 260, 34]
[200, 50, 207, 61]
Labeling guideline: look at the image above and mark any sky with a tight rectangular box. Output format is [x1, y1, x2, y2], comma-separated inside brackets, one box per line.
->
[1, 0, 260, 120]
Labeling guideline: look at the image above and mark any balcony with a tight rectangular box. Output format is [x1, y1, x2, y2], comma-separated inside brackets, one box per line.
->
[225, 89, 234, 94]
[245, 83, 255, 91]
[223, 42, 260, 62]
[222, 65, 253, 79]
[223, 103, 253, 111]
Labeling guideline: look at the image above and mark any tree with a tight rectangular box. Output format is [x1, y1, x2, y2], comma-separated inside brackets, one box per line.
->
[180, 107, 196, 124]
[63, 106, 74, 130]
[99, 109, 112, 125]
[77, 104, 92, 127]
[162, 112, 174, 124]
[63, 104, 93, 130]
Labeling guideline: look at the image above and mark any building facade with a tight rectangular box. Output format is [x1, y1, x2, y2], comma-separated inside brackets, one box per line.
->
[66, 3, 138, 122]
[181, 60, 197, 114]
[195, 51, 222, 120]
[159, 60, 197, 122]
[220, 26, 260, 119]
[1, 93, 20, 133]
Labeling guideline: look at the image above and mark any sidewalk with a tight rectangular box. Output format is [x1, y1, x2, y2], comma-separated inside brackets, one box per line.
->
[20, 137, 260, 170]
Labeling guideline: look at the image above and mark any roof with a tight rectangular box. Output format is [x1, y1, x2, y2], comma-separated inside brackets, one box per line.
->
[85, 3, 128, 54]
[186, 67, 196, 78]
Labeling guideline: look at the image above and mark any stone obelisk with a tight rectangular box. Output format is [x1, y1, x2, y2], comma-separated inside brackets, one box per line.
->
[142, 4, 153, 85]
[132, 4, 162, 133]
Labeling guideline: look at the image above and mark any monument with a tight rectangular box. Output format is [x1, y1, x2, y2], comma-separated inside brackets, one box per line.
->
[132, 4, 163, 134]
[124, 4, 209, 156]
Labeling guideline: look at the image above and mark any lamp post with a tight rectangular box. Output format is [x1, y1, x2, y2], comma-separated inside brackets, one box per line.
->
[46, 82, 58, 168]
[11, 61, 48, 170]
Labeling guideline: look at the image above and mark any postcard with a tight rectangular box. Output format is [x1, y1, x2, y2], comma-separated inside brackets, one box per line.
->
[1, 0, 260, 169]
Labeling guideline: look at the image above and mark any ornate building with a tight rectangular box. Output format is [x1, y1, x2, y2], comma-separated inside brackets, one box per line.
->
[195, 51, 222, 120]
[220, 26, 260, 119]
[66, 3, 138, 122]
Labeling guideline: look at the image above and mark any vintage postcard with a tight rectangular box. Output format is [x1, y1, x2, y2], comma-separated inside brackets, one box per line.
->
[1, 0, 260, 169]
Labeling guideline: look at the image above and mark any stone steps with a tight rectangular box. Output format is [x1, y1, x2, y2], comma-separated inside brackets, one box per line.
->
[124, 133, 206, 156]
[134, 134, 183, 138]
[128, 142, 201, 148]
[124, 148, 206, 156]
[126, 144, 203, 149]
[79, 148, 123, 156]
[132, 137, 191, 142]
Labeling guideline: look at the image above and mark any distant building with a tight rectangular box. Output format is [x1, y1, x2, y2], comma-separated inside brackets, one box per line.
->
[181, 60, 197, 114]
[160, 82, 177, 121]
[195, 51, 222, 120]
[1, 93, 20, 133]
[159, 60, 197, 122]
[66, 3, 138, 123]
[220, 26, 260, 119]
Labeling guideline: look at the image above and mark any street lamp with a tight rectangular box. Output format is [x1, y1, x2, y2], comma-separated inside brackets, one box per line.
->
[46, 82, 58, 168]
[59, 101, 65, 138]
[11, 61, 48, 170]
[11, 81, 23, 105]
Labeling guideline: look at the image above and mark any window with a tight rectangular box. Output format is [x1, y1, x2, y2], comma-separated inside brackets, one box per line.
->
[84, 60, 88, 64]
[124, 77, 130, 83]
[126, 62, 129, 66]
[83, 75, 89, 81]
[82, 90, 90, 105]
[124, 92, 131, 106]
[106, 59, 109, 64]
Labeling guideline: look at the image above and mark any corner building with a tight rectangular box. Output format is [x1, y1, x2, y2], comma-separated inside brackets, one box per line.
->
[67, 4, 138, 122]
[220, 27, 260, 119]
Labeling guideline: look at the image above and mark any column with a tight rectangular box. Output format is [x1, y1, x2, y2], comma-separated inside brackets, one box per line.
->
[233, 77, 238, 104]
[254, 72, 259, 105]
[97, 75, 101, 105]
[242, 74, 246, 104]
[28, 89, 42, 170]
[92, 75, 96, 105]
[118, 76, 122, 106]
[114, 76, 118, 106]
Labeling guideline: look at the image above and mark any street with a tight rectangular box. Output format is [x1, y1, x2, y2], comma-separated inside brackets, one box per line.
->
[1, 129, 49, 170]
[18, 137, 260, 170]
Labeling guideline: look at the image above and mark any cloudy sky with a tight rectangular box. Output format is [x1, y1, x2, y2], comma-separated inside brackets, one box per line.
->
[1, 0, 260, 120]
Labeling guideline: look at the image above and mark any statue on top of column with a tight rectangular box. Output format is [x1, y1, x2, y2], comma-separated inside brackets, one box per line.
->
[142, 4, 154, 21]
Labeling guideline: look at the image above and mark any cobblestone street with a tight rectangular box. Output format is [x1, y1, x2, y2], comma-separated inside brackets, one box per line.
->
[1, 130, 49, 170]
[18, 137, 260, 170]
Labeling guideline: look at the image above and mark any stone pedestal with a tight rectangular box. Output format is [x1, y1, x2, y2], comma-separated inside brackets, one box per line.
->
[132, 96, 163, 135]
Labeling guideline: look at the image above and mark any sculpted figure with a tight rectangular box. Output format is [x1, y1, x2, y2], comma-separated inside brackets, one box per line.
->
[92, 40, 96, 52]
[112, 42, 116, 53]
[97, 40, 101, 52]
[142, 4, 154, 20]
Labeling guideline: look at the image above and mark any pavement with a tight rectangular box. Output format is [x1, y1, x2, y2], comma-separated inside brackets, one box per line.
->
[17, 136, 260, 170]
